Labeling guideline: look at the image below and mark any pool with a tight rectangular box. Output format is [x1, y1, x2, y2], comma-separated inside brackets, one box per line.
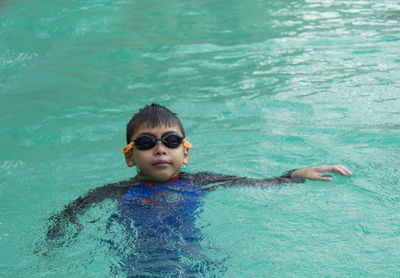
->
[1, 0, 400, 276]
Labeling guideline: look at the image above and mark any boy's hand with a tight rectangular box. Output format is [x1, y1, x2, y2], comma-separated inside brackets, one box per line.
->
[290, 165, 352, 182]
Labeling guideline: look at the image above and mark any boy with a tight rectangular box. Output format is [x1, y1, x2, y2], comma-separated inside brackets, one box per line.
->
[45, 103, 351, 276]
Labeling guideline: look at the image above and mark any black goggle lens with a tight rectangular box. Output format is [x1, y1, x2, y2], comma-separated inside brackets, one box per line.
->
[134, 133, 183, 150]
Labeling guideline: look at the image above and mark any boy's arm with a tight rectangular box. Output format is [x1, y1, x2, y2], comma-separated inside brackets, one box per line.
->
[181, 170, 304, 191]
[45, 178, 135, 242]
[182, 165, 351, 191]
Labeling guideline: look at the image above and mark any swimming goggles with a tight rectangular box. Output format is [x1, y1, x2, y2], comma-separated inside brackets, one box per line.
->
[121, 132, 192, 153]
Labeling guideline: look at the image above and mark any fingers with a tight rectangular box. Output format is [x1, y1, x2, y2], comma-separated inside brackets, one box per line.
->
[329, 165, 352, 176]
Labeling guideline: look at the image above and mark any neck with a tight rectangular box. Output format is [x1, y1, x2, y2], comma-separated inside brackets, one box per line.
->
[138, 172, 180, 184]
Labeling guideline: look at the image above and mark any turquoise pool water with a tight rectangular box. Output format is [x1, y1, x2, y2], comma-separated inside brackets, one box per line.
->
[1, 0, 400, 276]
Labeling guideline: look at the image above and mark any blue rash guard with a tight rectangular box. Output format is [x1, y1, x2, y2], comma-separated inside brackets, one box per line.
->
[118, 176, 205, 252]
[108, 175, 220, 277]
[119, 175, 204, 226]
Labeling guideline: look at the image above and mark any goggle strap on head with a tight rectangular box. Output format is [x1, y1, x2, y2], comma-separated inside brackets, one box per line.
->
[121, 141, 134, 154]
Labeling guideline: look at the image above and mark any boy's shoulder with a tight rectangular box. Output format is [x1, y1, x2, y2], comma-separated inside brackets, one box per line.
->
[113, 177, 138, 187]
[83, 177, 138, 201]
[180, 171, 238, 186]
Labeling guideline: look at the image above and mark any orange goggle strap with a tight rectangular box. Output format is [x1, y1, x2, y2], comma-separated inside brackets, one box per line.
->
[120, 139, 192, 154]
[182, 139, 192, 150]
[121, 142, 134, 154]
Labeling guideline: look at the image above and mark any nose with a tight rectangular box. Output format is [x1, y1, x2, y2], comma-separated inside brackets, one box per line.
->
[153, 141, 167, 155]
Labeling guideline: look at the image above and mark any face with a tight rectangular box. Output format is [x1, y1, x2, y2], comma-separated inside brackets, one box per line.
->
[124, 123, 189, 182]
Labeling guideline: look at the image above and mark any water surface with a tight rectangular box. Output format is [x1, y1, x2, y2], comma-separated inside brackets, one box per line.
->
[1, 0, 400, 276]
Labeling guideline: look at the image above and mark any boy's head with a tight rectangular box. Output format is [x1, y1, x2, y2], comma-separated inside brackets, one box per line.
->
[126, 103, 185, 144]
[122, 104, 190, 182]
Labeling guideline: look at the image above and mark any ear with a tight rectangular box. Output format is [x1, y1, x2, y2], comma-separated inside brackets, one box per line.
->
[124, 150, 136, 167]
[182, 147, 190, 166]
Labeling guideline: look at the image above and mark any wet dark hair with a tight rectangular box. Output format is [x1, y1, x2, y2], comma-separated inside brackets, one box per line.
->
[126, 103, 185, 143]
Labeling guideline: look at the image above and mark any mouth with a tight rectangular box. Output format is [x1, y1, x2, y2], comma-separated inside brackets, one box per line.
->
[152, 161, 171, 167]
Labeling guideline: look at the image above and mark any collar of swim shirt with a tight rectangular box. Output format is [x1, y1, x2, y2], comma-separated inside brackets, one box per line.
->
[138, 172, 181, 185]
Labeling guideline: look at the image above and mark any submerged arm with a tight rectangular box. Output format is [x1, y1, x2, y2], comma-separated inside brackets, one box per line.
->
[45, 178, 135, 242]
